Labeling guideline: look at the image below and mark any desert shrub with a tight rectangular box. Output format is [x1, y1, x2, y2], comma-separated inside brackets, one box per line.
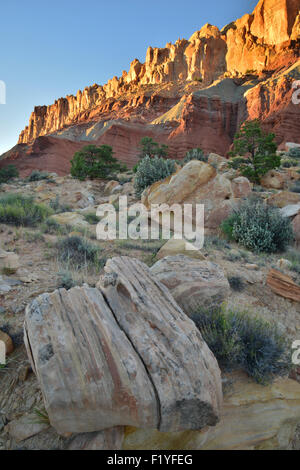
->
[138, 137, 168, 159]
[228, 276, 245, 291]
[134, 155, 176, 197]
[229, 120, 280, 183]
[285, 248, 300, 275]
[0, 193, 53, 227]
[56, 236, 101, 269]
[57, 270, 80, 290]
[40, 218, 69, 235]
[0, 165, 19, 184]
[84, 213, 100, 225]
[191, 308, 242, 370]
[288, 147, 300, 159]
[183, 148, 207, 163]
[236, 313, 289, 384]
[70, 145, 126, 181]
[203, 235, 230, 250]
[49, 195, 71, 213]
[191, 307, 290, 384]
[27, 170, 51, 182]
[221, 198, 293, 253]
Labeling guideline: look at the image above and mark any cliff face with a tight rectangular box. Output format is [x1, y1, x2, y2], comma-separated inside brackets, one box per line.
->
[2, 0, 299, 175]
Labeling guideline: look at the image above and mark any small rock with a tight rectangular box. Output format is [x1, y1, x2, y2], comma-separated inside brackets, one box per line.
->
[279, 203, 300, 218]
[5, 414, 49, 443]
[0, 250, 20, 274]
[156, 238, 206, 260]
[0, 330, 14, 355]
[277, 259, 292, 270]
[18, 366, 31, 382]
[244, 264, 259, 270]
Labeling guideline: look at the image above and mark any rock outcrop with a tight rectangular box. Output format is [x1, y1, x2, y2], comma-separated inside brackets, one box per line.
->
[267, 268, 300, 301]
[151, 255, 230, 314]
[1, 0, 299, 174]
[24, 256, 222, 435]
[141, 160, 249, 231]
[123, 371, 300, 450]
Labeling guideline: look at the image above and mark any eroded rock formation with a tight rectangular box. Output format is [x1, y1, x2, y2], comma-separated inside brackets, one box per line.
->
[24, 257, 222, 435]
[1, 0, 300, 174]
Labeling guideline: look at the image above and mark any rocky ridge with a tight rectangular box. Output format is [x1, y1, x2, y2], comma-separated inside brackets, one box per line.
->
[1, 0, 299, 174]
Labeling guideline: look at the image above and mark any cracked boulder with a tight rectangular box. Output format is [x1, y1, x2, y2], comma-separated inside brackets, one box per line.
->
[24, 256, 222, 435]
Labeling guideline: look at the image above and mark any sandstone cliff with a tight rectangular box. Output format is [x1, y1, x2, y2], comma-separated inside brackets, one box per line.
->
[1, 0, 299, 174]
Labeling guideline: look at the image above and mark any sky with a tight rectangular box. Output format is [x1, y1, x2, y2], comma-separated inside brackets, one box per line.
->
[0, 0, 258, 155]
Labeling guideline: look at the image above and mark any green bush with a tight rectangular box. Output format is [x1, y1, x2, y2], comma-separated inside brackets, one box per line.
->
[56, 236, 101, 269]
[221, 198, 293, 253]
[27, 170, 51, 182]
[57, 270, 81, 290]
[229, 120, 280, 183]
[281, 158, 298, 168]
[183, 148, 207, 163]
[288, 147, 300, 159]
[0, 165, 19, 184]
[40, 218, 69, 235]
[191, 307, 290, 384]
[70, 144, 126, 181]
[84, 213, 100, 225]
[0, 193, 53, 227]
[134, 155, 176, 197]
[228, 276, 245, 291]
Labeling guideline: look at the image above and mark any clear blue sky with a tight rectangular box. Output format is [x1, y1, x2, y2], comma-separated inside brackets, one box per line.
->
[0, 0, 258, 155]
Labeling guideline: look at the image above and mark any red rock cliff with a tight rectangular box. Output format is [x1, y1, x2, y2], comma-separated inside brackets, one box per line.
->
[1, 0, 298, 175]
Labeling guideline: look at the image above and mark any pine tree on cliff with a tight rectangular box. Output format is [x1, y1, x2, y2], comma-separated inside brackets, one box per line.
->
[229, 120, 280, 184]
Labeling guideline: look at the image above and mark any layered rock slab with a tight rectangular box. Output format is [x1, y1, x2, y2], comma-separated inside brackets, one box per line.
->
[24, 257, 222, 435]
[24, 286, 159, 434]
[98, 256, 222, 432]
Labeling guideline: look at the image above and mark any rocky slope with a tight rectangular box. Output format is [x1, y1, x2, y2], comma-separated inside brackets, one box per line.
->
[1, 0, 300, 175]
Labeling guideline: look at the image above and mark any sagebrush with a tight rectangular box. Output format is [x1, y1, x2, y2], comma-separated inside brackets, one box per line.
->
[0, 193, 53, 227]
[134, 155, 176, 197]
[221, 197, 293, 253]
[191, 306, 290, 384]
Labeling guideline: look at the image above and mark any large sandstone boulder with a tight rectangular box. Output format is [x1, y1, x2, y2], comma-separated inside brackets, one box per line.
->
[261, 170, 285, 189]
[141, 160, 250, 231]
[231, 177, 252, 198]
[151, 255, 230, 314]
[267, 191, 300, 208]
[24, 256, 222, 435]
[207, 153, 228, 170]
[123, 371, 300, 450]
